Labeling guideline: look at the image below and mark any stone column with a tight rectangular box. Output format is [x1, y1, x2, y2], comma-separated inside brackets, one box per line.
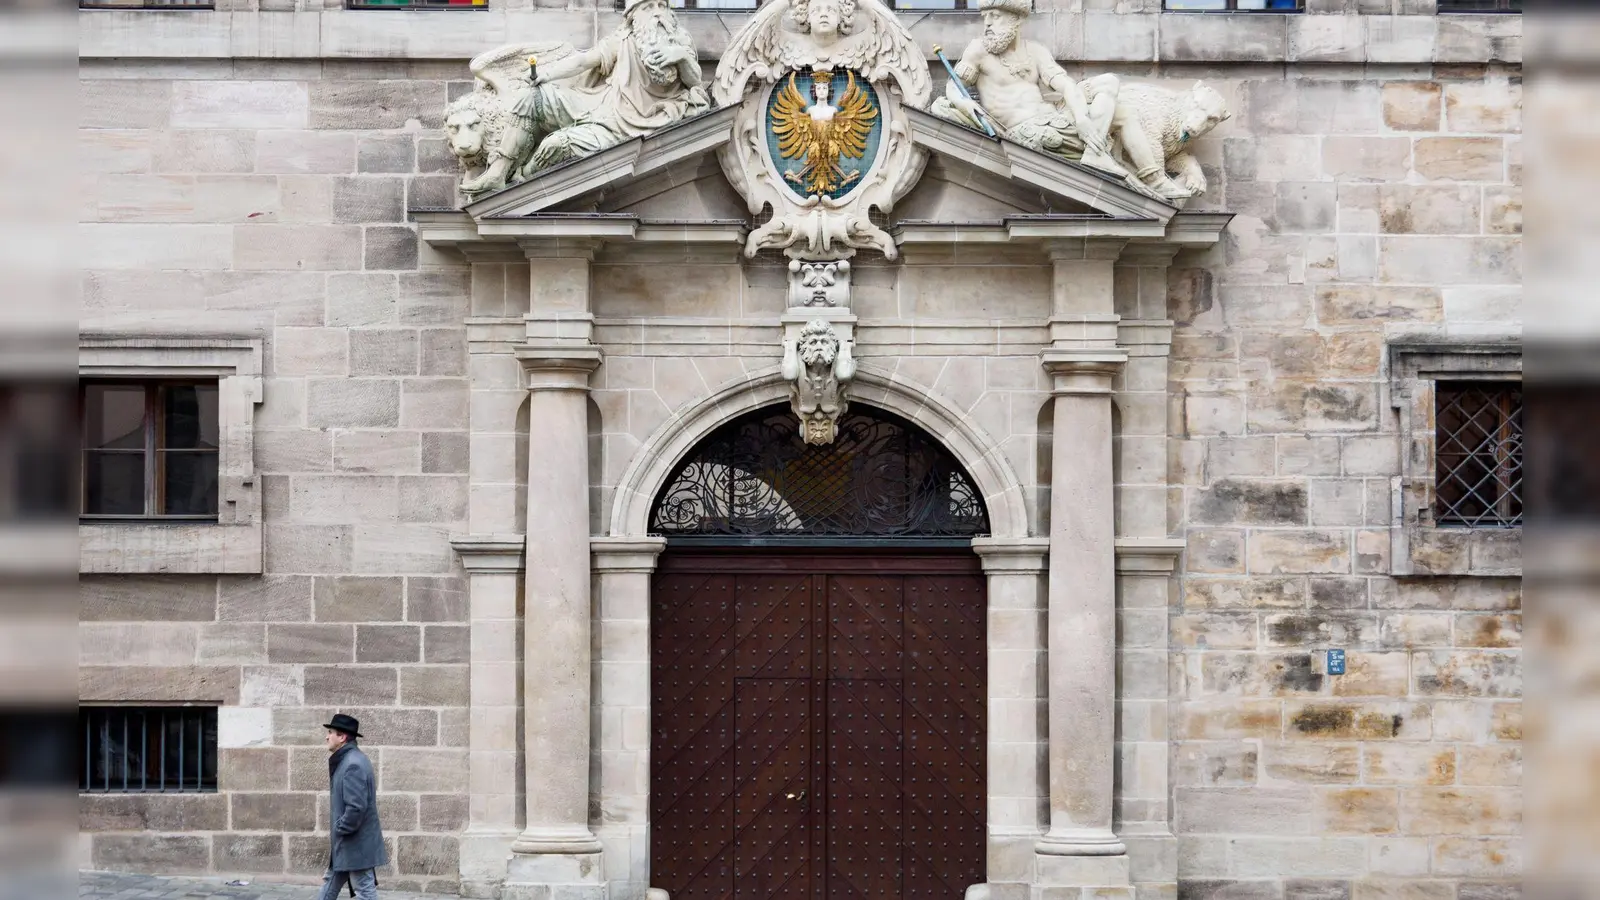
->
[1036, 239, 1130, 887]
[971, 537, 1051, 892]
[505, 244, 606, 899]
[590, 536, 668, 900]
[452, 537, 526, 900]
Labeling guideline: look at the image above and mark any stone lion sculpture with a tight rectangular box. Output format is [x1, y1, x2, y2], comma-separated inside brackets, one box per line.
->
[1106, 81, 1231, 201]
[444, 90, 508, 181]
[781, 319, 856, 446]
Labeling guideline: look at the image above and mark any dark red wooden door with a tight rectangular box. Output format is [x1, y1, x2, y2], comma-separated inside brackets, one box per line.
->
[652, 552, 985, 900]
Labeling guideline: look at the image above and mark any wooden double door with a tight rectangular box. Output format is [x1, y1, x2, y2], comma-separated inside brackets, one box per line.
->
[650, 551, 986, 900]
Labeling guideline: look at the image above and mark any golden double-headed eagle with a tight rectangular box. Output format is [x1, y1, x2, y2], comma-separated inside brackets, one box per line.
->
[772, 69, 877, 198]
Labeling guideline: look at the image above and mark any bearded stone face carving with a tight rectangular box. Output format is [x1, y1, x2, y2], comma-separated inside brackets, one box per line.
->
[781, 319, 857, 446]
[449, 0, 709, 199]
[930, 0, 1230, 202]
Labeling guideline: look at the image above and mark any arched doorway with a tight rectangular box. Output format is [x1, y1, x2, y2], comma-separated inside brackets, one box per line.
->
[648, 404, 989, 900]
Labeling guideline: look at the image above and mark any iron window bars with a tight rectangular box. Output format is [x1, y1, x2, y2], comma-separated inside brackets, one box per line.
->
[81, 381, 220, 520]
[80, 707, 217, 794]
[1434, 382, 1522, 528]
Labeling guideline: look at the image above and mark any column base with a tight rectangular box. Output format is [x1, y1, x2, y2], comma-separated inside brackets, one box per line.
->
[1035, 828, 1126, 857]
[502, 828, 606, 900]
[1034, 830, 1130, 895]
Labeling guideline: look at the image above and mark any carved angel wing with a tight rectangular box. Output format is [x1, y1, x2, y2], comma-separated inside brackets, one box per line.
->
[770, 73, 817, 162]
[832, 71, 878, 160]
[854, 0, 931, 106]
[711, 0, 792, 106]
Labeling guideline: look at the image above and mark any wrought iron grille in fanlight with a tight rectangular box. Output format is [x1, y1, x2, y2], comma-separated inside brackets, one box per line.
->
[649, 405, 990, 538]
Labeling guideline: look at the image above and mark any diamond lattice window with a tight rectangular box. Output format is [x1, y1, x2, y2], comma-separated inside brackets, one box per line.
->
[1434, 382, 1522, 528]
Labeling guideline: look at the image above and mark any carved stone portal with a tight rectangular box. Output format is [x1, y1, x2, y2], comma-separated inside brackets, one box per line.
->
[781, 319, 856, 445]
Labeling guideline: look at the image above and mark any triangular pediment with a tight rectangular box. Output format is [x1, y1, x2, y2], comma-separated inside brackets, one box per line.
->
[422, 96, 1227, 255]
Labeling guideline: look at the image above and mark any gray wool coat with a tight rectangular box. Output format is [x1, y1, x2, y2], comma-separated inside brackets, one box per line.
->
[328, 743, 387, 872]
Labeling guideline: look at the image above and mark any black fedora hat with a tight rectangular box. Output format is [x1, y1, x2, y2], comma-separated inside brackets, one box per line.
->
[323, 713, 363, 738]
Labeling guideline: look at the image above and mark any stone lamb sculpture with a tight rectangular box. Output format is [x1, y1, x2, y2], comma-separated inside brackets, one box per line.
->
[1103, 81, 1231, 201]
[781, 319, 856, 446]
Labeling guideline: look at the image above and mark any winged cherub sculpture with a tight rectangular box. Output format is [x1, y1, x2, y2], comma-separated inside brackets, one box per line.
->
[773, 70, 879, 198]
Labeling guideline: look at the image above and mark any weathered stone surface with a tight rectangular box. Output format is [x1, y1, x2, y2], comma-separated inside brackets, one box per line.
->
[400, 665, 469, 706]
[378, 748, 468, 793]
[356, 624, 422, 663]
[1262, 742, 1360, 785]
[1193, 480, 1307, 526]
[315, 576, 404, 622]
[1250, 531, 1352, 575]
[1413, 137, 1504, 182]
[92, 835, 211, 873]
[81, 577, 217, 622]
[81, 794, 228, 832]
[406, 575, 468, 621]
[268, 623, 354, 663]
[220, 747, 290, 792]
[1412, 650, 1520, 698]
[397, 835, 459, 876]
[1383, 82, 1442, 131]
[303, 665, 398, 705]
[1317, 788, 1399, 835]
[1400, 788, 1520, 836]
[212, 834, 285, 873]
[232, 793, 316, 832]
[423, 625, 470, 664]
[80, 666, 240, 704]
[1286, 702, 1429, 740]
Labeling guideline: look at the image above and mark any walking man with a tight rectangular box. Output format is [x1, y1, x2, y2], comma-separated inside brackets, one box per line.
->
[318, 714, 386, 900]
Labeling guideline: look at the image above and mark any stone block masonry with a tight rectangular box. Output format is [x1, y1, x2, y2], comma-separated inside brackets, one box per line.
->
[78, 7, 1519, 900]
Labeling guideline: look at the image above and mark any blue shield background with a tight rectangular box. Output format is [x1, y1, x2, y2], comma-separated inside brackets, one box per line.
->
[764, 68, 883, 202]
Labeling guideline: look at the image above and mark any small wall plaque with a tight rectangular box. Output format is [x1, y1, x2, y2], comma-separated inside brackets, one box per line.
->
[1327, 649, 1346, 675]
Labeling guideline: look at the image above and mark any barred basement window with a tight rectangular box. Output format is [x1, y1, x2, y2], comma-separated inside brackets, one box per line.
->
[1165, 0, 1303, 11]
[81, 381, 219, 520]
[80, 707, 217, 794]
[1435, 382, 1523, 528]
[1438, 0, 1520, 12]
[79, 0, 213, 8]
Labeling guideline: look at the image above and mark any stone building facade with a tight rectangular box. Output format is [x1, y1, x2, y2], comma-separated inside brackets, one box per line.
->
[79, 3, 1521, 900]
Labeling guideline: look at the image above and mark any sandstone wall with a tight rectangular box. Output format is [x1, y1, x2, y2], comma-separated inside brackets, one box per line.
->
[79, 2, 1520, 896]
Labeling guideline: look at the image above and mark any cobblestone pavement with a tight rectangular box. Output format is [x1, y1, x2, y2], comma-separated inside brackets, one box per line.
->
[80, 871, 458, 900]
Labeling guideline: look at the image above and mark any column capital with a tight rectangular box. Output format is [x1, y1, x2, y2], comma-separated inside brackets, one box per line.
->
[1043, 238, 1128, 262]
[1115, 243, 1182, 267]
[591, 536, 668, 573]
[1041, 349, 1125, 395]
[516, 343, 603, 390]
[518, 237, 608, 261]
[1115, 537, 1185, 574]
[451, 533, 526, 573]
[972, 536, 1050, 572]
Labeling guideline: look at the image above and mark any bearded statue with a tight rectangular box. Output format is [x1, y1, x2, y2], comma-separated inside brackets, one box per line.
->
[781, 320, 857, 446]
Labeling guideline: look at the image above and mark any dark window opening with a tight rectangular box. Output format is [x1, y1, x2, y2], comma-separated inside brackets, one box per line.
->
[80, 707, 217, 794]
[347, 0, 486, 8]
[1438, 0, 1520, 12]
[1165, 0, 1303, 10]
[81, 381, 219, 520]
[1435, 382, 1522, 528]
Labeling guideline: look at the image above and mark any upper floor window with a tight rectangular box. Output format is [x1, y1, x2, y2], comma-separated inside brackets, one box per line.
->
[1165, 0, 1302, 10]
[82, 381, 219, 520]
[1438, 0, 1520, 11]
[347, 0, 486, 7]
[79, 0, 213, 7]
[1435, 382, 1522, 528]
